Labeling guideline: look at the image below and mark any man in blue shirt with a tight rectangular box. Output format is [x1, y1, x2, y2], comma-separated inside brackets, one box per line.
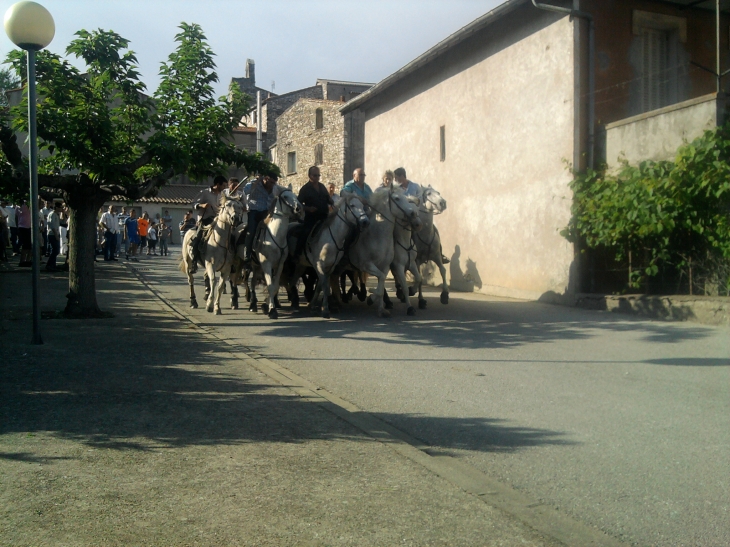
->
[341, 168, 373, 200]
[393, 167, 421, 197]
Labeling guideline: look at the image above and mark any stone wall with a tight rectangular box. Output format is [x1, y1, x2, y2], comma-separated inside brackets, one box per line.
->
[263, 86, 324, 151]
[274, 99, 345, 193]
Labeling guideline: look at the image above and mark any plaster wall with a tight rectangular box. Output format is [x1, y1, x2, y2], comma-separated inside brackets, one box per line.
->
[606, 93, 723, 167]
[363, 15, 576, 299]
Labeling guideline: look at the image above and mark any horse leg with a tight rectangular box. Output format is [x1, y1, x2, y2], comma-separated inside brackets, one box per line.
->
[416, 262, 427, 309]
[319, 273, 331, 319]
[437, 259, 449, 304]
[357, 272, 368, 302]
[249, 270, 258, 313]
[188, 268, 198, 308]
[244, 269, 252, 302]
[214, 271, 227, 315]
[205, 265, 216, 313]
[230, 281, 239, 309]
[393, 264, 415, 316]
[204, 273, 211, 302]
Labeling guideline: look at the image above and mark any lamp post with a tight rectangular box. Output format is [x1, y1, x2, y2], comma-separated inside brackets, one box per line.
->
[4, 1, 55, 345]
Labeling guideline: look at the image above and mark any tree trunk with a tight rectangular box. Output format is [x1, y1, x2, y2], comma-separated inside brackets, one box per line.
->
[65, 198, 105, 317]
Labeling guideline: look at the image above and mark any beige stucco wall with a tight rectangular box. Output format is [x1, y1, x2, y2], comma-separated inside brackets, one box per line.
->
[605, 93, 723, 168]
[362, 16, 576, 300]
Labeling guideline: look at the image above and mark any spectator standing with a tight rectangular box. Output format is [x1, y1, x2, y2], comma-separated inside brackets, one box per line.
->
[162, 210, 173, 243]
[1, 201, 18, 255]
[16, 201, 32, 267]
[147, 222, 158, 256]
[0, 206, 8, 262]
[99, 205, 119, 261]
[124, 209, 140, 261]
[179, 210, 196, 243]
[39, 200, 52, 256]
[158, 221, 171, 256]
[117, 206, 129, 256]
[45, 202, 62, 271]
[137, 212, 150, 255]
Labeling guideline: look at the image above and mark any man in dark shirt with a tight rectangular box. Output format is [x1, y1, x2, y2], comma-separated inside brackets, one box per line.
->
[295, 166, 333, 258]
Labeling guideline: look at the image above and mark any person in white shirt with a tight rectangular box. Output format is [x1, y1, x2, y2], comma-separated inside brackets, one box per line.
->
[99, 205, 119, 262]
[45, 202, 63, 271]
[40, 200, 52, 257]
[147, 222, 158, 256]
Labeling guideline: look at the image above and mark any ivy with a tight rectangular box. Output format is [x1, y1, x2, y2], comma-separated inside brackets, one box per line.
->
[563, 124, 730, 293]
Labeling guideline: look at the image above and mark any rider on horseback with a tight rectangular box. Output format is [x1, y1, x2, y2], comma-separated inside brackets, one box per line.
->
[243, 173, 278, 267]
[294, 166, 333, 259]
[190, 175, 226, 273]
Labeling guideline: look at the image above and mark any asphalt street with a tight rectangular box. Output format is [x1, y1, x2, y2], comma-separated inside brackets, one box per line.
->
[140, 256, 729, 547]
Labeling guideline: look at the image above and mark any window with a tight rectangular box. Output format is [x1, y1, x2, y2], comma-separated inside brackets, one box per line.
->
[633, 10, 686, 113]
[315, 108, 324, 130]
[439, 125, 446, 162]
[287, 151, 297, 174]
[314, 143, 324, 166]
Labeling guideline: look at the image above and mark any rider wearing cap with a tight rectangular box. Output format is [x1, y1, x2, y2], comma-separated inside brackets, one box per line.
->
[190, 175, 226, 271]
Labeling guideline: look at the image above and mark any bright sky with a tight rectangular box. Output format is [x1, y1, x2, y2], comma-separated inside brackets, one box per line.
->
[0, 0, 502, 98]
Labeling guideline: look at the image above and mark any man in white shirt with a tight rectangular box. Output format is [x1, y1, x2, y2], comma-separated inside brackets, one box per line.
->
[45, 202, 62, 271]
[99, 205, 119, 262]
[2, 201, 18, 255]
[39, 200, 53, 257]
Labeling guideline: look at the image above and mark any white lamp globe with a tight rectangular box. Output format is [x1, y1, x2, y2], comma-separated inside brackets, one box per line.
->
[4, 1, 55, 51]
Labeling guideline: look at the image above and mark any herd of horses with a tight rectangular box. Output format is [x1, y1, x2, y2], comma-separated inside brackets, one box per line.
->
[178, 184, 449, 319]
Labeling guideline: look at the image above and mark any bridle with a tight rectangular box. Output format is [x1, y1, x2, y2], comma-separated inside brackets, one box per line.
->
[420, 189, 445, 215]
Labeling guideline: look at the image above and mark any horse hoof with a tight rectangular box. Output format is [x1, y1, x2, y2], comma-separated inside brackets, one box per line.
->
[206, 306, 214, 313]
[261, 303, 269, 314]
[249, 304, 258, 313]
[322, 311, 330, 319]
[366, 295, 374, 306]
[274, 298, 282, 309]
[440, 292, 449, 305]
[215, 309, 222, 315]
[357, 289, 367, 302]
[269, 308, 278, 319]
[408, 286, 417, 297]
[191, 301, 198, 309]
[231, 303, 238, 310]
[396, 288, 405, 302]
[385, 300, 394, 310]
[418, 299, 427, 309]
[407, 306, 416, 316]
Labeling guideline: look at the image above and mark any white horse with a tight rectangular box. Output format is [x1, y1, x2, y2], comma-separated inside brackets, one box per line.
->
[414, 185, 449, 307]
[179, 196, 245, 314]
[296, 192, 370, 319]
[249, 187, 303, 319]
[341, 185, 421, 318]
[390, 194, 423, 316]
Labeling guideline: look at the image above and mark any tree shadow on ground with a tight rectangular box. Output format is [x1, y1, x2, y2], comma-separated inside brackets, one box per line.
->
[0, 269, 576, 456]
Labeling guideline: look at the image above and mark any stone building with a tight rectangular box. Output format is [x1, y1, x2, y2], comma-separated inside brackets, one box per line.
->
[272, 98, 365, 191]
[341, 0, 727, 300]
[231, 69, 372, 160]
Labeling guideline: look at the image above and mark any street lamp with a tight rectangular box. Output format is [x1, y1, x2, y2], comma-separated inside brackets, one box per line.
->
[4, 1, 55, 345]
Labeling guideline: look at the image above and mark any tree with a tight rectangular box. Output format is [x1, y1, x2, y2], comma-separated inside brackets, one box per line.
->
[0, 66, 19, 107]
[0, 24, 278, 317]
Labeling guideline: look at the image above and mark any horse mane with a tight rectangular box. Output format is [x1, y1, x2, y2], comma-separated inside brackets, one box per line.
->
[368, 185, 401, 208]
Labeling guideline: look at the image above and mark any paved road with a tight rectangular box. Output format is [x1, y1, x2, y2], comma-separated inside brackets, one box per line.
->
[142, 257, 729, 547]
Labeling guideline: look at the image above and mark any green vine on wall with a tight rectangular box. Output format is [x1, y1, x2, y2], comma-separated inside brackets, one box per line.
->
[562, 123, 730, 294]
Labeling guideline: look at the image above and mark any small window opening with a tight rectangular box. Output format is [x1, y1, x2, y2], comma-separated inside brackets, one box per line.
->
[439, 125, 446, 162]
[287, 151, 297, 174]
[315, 108, 324, 130]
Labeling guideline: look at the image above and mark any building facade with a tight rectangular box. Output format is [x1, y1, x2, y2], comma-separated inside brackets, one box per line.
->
[341, 0, 727, 299]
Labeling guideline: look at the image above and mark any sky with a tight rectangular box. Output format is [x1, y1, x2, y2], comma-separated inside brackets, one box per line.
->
[0, 0, 503, 98]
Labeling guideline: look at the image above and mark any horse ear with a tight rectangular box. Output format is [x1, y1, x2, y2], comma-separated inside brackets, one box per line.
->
[287, 183, 292, 191]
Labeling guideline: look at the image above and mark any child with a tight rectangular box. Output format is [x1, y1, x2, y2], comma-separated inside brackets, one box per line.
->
[158, 221, 171, 256]
[147, 221, 158, 256]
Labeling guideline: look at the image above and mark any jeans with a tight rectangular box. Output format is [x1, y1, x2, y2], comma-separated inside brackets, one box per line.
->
[159, 238, 168, 255]
[104, 231, 117, 261]
[47, 234, 60, 269]
[9, 226, 19, 253]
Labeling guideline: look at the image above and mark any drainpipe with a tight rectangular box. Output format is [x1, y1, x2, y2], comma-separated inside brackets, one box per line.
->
[256, 90, 262, 154]
[531, 0, 595, 170]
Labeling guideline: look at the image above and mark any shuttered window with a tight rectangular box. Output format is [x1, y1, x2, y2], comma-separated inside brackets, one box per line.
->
[287, 152, 297, 174]
[640, 28, 670, 113]
[314, 144, 323, 166]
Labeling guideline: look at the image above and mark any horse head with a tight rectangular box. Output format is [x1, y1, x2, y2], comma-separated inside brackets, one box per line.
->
[388, 187, 421, 231]
[343, 193, 370, 231]
[277, 188, 304, 221]
[421, 185, 447, 215]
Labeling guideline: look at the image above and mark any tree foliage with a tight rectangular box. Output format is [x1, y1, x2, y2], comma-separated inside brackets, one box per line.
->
[563, 124, 730, 293]
[0, 23, 279, 316]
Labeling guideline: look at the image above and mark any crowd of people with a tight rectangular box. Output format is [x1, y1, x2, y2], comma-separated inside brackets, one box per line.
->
[1, 199, 70, 271]
[1, 165, 437, 271]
